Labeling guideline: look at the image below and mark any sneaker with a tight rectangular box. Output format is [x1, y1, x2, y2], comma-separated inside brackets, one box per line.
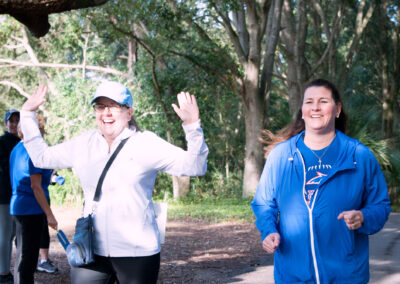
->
[0, 273, 13, 284]
[37, 259, 58, 274]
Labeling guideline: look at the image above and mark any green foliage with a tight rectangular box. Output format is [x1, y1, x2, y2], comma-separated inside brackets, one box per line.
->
[45, 75, 98, 144]
[188, 170, 243, 201]
[154, 169, 243, 202]
[49, 169, 84, 205]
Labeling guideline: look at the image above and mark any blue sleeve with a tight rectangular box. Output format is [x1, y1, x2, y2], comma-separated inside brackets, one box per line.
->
[251, 152, 279, 241]
[358, 146, 391, 235]
[28, 157, 43, 176]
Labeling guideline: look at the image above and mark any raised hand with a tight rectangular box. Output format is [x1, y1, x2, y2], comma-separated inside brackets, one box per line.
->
[22, 85, 47, 111]
[171, 92, 199, 125]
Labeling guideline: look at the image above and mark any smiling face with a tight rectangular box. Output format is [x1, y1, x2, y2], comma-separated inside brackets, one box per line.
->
[301, 86, 341, 135]
[94, 97, 133, 145]
[4, 113, 19, 136]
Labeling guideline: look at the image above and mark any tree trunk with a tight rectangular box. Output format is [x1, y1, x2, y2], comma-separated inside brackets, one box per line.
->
[261, 0, 283, 121]
[280, 0, 306, 113]
[381, 55, 394, 139]
[286, 62, 302, 114]
[242, 64, 265, 197]
[172, 176, 190, 200]
[377, 1, 398, 139]
[337, 0, 375, 91]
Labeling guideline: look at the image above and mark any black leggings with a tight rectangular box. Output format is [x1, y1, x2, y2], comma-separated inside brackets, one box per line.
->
[39, 217, 50, 249]
[71, 253, 160, 284]
[14, 214, 46, 284]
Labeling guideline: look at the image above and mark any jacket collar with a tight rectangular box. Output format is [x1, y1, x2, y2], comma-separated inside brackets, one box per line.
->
[289, 130, 359, 171]
[96, 127, 135, 151]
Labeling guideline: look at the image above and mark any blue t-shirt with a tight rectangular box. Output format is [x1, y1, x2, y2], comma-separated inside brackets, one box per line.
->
[9, 142, 52, 215]
[297, 135, 339, 208]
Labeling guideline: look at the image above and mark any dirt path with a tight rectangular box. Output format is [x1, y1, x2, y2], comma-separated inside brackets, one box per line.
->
[10, 205, 271, 284]
[11, 207, 399, 283]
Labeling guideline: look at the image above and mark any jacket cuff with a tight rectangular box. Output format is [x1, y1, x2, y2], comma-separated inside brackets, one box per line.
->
[20, 110, 37, 118]
[182, 120, 201, 131]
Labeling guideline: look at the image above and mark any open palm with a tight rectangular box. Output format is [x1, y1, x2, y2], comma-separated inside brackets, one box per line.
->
[22, 85, 47, 111]
[172, 92, 199, 125]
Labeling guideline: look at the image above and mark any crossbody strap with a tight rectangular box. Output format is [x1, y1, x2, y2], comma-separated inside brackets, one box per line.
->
[93, 137, 130, 202]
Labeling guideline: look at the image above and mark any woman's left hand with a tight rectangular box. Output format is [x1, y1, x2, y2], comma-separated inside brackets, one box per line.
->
[22, 85, 47, 111]
[337, 210, 364, 230]
[172, 92, 199, 125]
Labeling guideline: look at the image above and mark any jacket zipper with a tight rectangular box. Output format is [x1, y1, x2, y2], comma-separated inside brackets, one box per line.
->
[297, 149, 320, 284]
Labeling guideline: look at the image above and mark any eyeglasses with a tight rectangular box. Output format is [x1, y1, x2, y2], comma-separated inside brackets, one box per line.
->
[93, 103, 127, 113]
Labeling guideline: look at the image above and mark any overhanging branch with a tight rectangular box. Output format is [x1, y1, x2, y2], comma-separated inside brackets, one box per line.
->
[0, 59, 124, 76]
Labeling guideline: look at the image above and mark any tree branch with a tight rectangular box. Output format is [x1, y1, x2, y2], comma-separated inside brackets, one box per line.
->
[232, 0, 249, 57]
[259, 0, 283, 99]
[0, 59, 124, 75]
[338, 0, 375, 87]
[0, 80, 47, 114]
[0, 80, 30, 98]
[108, 14, 155, 58]
[209, 0, 247, 64]
[309, 1, 344, 76]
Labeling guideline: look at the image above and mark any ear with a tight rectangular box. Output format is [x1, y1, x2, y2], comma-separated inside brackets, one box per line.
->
[336, 103, 342, 118]
[126, 107, 134, 120]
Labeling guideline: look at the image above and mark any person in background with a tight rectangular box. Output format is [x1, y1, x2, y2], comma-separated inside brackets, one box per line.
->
[20, 81, 208, 284]
[0, 109, 20, 284]
[9, 115, 58, 284]
[251, 78, 391, 283]
[36, 171, 64, 274]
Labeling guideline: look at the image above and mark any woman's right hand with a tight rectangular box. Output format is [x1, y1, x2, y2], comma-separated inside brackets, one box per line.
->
[22, 85, 47, 111]
[47, 213, 58, 231]
[262, 232, 281, 254]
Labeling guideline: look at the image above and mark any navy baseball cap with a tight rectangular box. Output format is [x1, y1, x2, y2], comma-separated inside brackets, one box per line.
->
[4, 109, 19, 123]
[90, 81, 133, 107]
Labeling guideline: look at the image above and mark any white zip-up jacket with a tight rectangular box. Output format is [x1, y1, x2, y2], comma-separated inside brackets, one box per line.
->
[21, 110, 208, 257]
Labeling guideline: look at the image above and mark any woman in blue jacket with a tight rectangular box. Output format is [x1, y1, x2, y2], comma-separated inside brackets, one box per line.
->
[251, 79, 391, 284]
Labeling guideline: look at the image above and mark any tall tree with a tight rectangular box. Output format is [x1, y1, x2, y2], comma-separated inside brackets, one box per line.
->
[374, 1, 400, 139]
[279, 0, 375, 112]
[205, 0, 283, 196]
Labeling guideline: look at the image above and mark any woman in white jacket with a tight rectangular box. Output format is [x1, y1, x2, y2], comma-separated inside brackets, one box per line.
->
[20, 81, 209, 284]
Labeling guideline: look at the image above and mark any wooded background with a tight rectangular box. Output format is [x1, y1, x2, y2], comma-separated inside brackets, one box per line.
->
[1, 0, 399, 207]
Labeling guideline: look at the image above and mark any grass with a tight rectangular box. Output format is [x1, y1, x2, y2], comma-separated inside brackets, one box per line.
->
[155, 197, 255, 223]
[391, 204, 400, 212]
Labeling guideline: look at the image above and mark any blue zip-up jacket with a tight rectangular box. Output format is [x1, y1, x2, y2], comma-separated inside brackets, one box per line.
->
[251, 131, 391, 284]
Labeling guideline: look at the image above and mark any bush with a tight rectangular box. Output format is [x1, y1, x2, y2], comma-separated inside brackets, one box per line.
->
[49, 169, 84, 206]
